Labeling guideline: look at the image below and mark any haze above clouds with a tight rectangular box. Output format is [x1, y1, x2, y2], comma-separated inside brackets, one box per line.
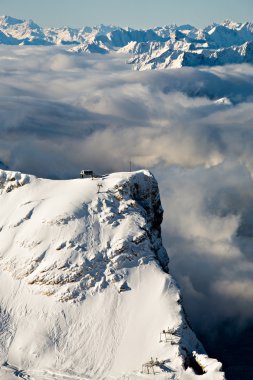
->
[1, 45, 253, 352]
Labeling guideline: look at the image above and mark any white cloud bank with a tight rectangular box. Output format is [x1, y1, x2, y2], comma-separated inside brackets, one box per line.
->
[1, 45, 253, 354]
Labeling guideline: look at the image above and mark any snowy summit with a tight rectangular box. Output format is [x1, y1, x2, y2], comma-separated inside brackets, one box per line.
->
[0, 169, 224, 379]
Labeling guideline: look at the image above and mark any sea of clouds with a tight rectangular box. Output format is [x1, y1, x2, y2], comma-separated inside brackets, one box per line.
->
[1, 45, 253, 361]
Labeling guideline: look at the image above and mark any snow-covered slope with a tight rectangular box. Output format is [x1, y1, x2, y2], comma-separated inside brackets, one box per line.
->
[0, 169, 224, 380]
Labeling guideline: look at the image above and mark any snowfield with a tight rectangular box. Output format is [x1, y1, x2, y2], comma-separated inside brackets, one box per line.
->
[0, 170, 225, 380]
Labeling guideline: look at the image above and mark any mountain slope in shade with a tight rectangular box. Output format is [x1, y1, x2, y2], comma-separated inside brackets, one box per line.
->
[0, 169, 225, 380]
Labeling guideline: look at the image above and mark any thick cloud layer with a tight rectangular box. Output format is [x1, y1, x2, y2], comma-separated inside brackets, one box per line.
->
[1, 45, 253, 369]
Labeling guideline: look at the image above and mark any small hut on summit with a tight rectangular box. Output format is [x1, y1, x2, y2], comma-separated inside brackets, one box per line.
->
[80, 170, 94, 179]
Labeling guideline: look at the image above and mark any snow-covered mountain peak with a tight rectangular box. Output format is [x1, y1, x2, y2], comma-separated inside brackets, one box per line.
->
[0, 169, 167, 302]
[222, 19, 240, 29]
[0, 169, 225, 379]
[0, 15, 40, 31]
[177, 24, 196, 31]
[215, 97, 232, 105]
[92, 23, 120, 35]
[0, 15, 23, 27]
[22, 19, 41, 30]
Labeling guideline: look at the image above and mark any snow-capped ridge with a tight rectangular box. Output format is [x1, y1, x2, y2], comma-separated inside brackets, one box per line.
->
[0, 15, 24, 27]
[130, 39, 253, 70]
[0, 169, 168, 302]
[0, 15, 253, 70]
[70, 40, 110, 54]
[215, 97, 232, 105]
[0, 169, 225, 379]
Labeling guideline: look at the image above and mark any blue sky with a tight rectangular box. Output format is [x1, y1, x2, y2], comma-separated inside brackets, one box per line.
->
[1, 0, 253, 28]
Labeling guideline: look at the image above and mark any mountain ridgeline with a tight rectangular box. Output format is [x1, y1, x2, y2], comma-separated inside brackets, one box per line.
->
[1, 16, 253, 69]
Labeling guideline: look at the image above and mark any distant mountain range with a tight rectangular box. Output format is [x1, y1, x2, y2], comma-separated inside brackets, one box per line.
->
[0, 15, 119, 46]
[1, 15, 253, 69]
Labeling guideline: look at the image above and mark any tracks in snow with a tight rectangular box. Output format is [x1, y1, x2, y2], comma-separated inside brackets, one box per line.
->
[1, 363, 90, 380]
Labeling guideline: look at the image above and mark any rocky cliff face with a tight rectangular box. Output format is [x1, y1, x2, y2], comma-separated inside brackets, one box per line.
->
[0, 169, 225, 379]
